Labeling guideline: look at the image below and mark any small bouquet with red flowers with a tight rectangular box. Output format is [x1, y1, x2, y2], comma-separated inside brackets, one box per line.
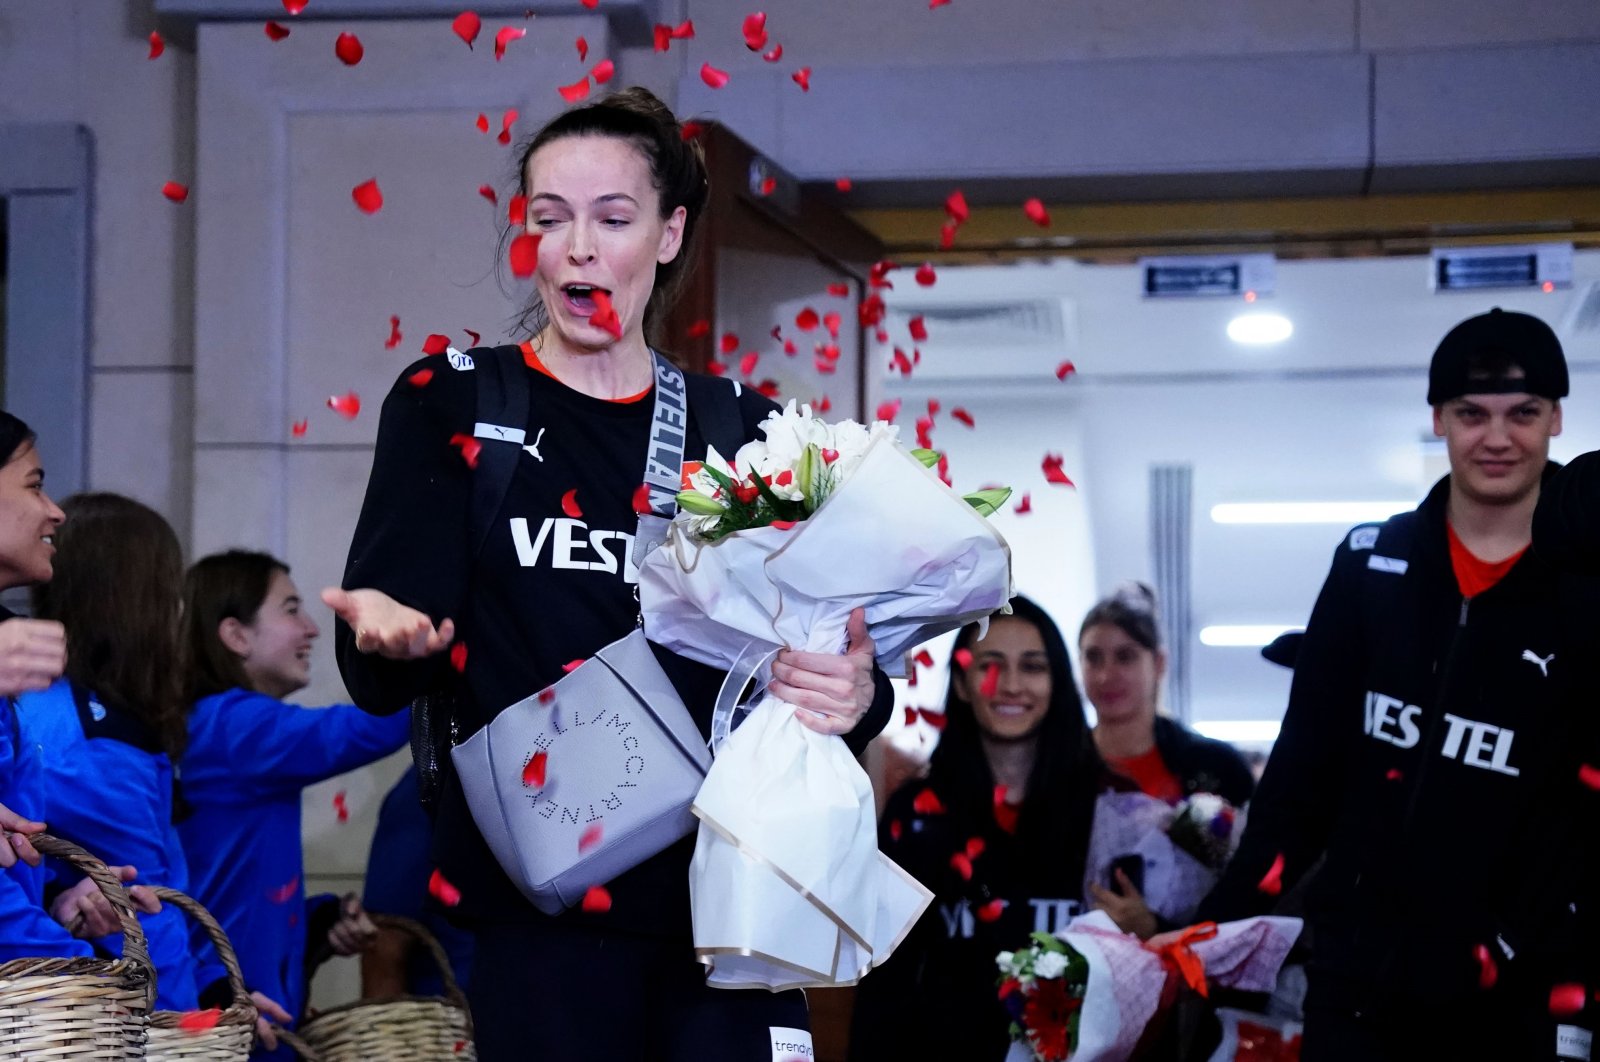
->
[1165, 792, 1241, 871]
[1083, 791, 1243, 925]
[997, 912, 1303, 1062]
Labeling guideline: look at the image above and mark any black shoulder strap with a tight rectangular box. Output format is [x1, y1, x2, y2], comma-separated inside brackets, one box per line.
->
[685, 374, 746, 460]
[470, 345, 531, 564]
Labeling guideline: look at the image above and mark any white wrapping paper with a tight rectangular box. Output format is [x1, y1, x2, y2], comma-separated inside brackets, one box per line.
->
[1083, 791, 1225, 926]
[639, 437, 1013, 988]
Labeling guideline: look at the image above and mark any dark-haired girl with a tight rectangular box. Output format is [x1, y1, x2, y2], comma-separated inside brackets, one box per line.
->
[178, 549, 408, 1059]
[850, 596, 1102, 1061]
[326, 87, 892, 1060]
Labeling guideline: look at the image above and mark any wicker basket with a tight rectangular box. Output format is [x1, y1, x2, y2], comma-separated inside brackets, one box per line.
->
[0, 833, 154, 1060]
[144, 887, 256, 1061]
[282, 914, 475, 1062]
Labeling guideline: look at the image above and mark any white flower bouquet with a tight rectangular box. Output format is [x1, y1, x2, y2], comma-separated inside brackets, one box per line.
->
[1083, 791, 1244, 926]
[639, 400, 1015, 990]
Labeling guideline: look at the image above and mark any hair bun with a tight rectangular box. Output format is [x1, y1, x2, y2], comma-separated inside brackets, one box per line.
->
[1112, 581, 1158, 614]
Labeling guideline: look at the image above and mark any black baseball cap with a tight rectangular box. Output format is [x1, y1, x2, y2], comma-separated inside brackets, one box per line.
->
[1427, 308, 1568, 405]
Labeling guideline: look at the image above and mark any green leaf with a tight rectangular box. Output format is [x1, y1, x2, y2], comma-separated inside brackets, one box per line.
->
[963, 486, 1013, 517]
[910, 447, 941, 469]
[1029, 931, 1068, 954]
[797, 445, 818, 510]
[675, 490, 726, 517]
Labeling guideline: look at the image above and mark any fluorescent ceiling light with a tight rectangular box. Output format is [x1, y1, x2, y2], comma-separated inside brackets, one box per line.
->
[1191, 720, 1282, 744]
[1199, 625, 1297, 647]
[1226, 312, 1293, 345]
[1211, 501, 1413, 524]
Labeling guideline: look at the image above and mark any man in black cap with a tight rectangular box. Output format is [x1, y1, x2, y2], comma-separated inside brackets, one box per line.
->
[1190, 308, 1600, 1061]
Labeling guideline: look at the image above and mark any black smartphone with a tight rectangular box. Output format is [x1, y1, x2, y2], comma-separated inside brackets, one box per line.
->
[1108, 854, 1144, 895]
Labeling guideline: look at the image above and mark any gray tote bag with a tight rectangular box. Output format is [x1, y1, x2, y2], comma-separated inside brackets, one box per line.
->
[451, 628, 713, 914]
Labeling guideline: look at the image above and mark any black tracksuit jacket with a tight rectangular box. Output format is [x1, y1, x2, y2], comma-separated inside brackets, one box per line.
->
[1199, 466, 1600, 1017]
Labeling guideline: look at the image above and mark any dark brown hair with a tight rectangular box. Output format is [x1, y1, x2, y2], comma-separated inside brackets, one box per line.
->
[31, 493, 188, 759]
[506, 86, 709, 345]
[183, 550, 289, 702]
[0, 411, 36, 465]
[1079, 581, 1163, 653]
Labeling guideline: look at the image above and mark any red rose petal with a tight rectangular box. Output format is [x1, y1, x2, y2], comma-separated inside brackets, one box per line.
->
[921, 708, 946, 730]
[561, 488, 582, 518]
[700, 63, 730, 89]
[452, 11, 481, 48]
[1055, 360, 1077, 381]
[939, 221, 958, 250]
[449, 641, 468, 672]
[264, 21, 291, 40]
[282, 0, 307, 14]
[815, 395, 833, 413]
[719, 332, 740, 354]
[161, 181, 189, 204]
[742, 11, 768, 51]
[758, 176, 777, 197]
[671, 19, 696, 39]
[290, 419, 308, 438]
[889, 819, 903, 841]
[1385, 767, 1403, 781]
[266, 875, 300, 904]
[826, 283, 849, 298]
[592, 58, 615, 84]
[949, 852, 973, 881]
[909, 315, 929, 342]
[580, 0, 597, 7]
[951, 407, 974, 428]
[914, 648, 935, 669]
[509, 233, 541, 278]
[631, 483, 653, 515]
[979, 661, 1000, 699]
[522, 750, 548, 788]
[835, 177, 853, 193]
[875, 398, 901, 423]
[1579, 764, 1600, 790]
[334, 32, 364, 65]
[927, 398, 942, 416]
[915, 262, 938, 287]
[954, 648, 973, 669]
[1023, 198, 1051, 227]
[464, 328, 481, 347]
[914, 413, 932, 446]
[1474, 943, 1498, 989]
[575, 35, 588, 61]
[333, 790, 349, 823]
[944, 189, 969, 224]
[966, 836, 986, 860]
[559, 77, 591, 103]
[448, 432, 482, 469]
[739, 351, 759, 377]
[578, 822, 604, 854]
[383, 315, 403, 348]
[791, 66, 811, 92]
[407, 368, 434, 388]
[562, 658, 585, 673]
[326, 392, 361, 419]
[148, 31, 165, 60]
[508, 194, 528, 228]
[976, 898, 1005, 923]
[931, 0, 951, 8]
[477, 184, 498, 206]
[1551, 983, 1587, 1017]
[538, 688, 556, 705]
[179, 1009, 223, 1033]
[498, 109, 518, 144]
[795, 308, 819, 332]
[653, 24, 671, 51]
[590, 290, 623, 339]
[1042, 453, 1075, 487]
[763, 44, 784, 62]
[1013, 492, 1032, 515]
[352, 178, 383, 214]
[1257, 852, 1285, 896]
[912, 788, 946, 815]
[493, 26, 525, 61]
[422, 333, 455, 356]
[580, 885, 611, 913]
[428, 868, 462, 907]
[823, 311, 842, 339]
[683, 319, 712, 342]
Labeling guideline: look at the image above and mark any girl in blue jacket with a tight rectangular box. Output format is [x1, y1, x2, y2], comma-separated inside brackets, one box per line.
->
[179, 549, 409, 1059]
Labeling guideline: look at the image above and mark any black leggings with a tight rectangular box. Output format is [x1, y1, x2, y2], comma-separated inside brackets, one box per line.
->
[468, 919, 810, 1062]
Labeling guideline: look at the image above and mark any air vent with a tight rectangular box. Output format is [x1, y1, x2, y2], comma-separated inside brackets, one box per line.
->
[886, 300, 1068, 348]
[878, 298, 1075, 383]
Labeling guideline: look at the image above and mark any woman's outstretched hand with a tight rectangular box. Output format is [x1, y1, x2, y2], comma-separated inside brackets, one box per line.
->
[771, 607, 876, 737]
[321, 588, 454, 660]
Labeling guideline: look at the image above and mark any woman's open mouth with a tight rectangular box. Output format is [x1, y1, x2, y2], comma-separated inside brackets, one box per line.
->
[561, 283, 611, 316]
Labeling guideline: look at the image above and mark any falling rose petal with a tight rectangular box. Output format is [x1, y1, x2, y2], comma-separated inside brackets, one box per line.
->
[783, 339, 797, 355]
[822, 312, 842, 339]
[914, 648, 935, 670]
[979, 661, 1000, 699]
[558, 77, 591, 103]
[448, 432, 482, 469]
[522, 750, 548, 788]
[407, 368, 434, 388]
[813, 355, 837, 375]
[575, 35, 588, 61]
[671, 19, 696, 39]
[954, 648, 973, 670]
[509, 233, 541, 278]
[915, 263, 938, 287]
[950, 407, 974, 428]
[1042, 453, 1075, 487]
[920, 709, 946, 731]
[912, 788, 946, 815]
[859, 294, 887, 327]
[327, 392, 361, 419]
[179, 1009, 223, 1033]
[686, 319, 711, 339]
[903, 706, 917, 728]
[909, 315, 929, 342]
[1055, 360, 1077, 381]
[826, 283, 850, 298]
[1551, 983, 1588, 1017]
[653, 24, 671, 51]
[334, 32, 364, 65]
[949, 852, 973, 881]
[631, 483, 653, 515]
[452, 11, 482, 49]
[561, 488, 582, 518]
[333, 791, 349, 823]
[680, 122, 705, 142]
[927, 398, 942, 417]
[282, 0, 307, 14]
[351, 178, 383, 214]
[965, 837, 986, 860]
[875, 398, 902, 423]
[1257, 853, 1285, 896]
[422, 333, 451, 355]
[464, 328, 481, 347]
[763, 43, 784, 62]
[562, 658, 585, 673]
[497, 109, 518, 144]
[888, 819, 903, 842]
[580, 885, 612, 913]
[700, 63, 730, 90]
[937, 453, 951, 486]
[428, 869, 462, 907]
[592, 58, 615, 84]
[939, 221, 958, 250]
[538, 688, 556, 706]
[914, 414, 933, 447]
[835, 177, 853, 193]
[449, 641, 469, 672]
[719, 333, 740, 355]
[493, 25, 526, 61]
[162, 181, 189, 204]
[1023, 197, 1051, 227]
[869, 260, 897, 288]
[148, 31, 165, 59]
[264, 21, 291, 40]
[477, 184, 498, 206]
[578, 823, 604, 854]
[758, 176, 777, 197]
[267, 875, 300, 903]
[930, 0, 952, 7]
[1013, 492, 1032, 515]
[975, 899, 1005, 923]
[1474, 943, 1499, 989]
[1579, 764, 1600, 790]
[742, 11, 768, 51]
[739, 351, 759, 377]
[508, 194, 528, 228]
[1385, 767, 1403, 781]
[944, 189, 970, 224]
[589, 290, 623, 338]
[384, 315, 403, 348]
[791, 66, 811, 92]
[291, 419, 308, 438]
[795, 308, 819, 332]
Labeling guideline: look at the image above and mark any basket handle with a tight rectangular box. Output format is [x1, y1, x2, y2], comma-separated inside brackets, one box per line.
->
[30, 833, 155, 1004]
[272, 1025, 322, 1062]
[368, 913, 470, 1011]
[149, 886, 252, 1012]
